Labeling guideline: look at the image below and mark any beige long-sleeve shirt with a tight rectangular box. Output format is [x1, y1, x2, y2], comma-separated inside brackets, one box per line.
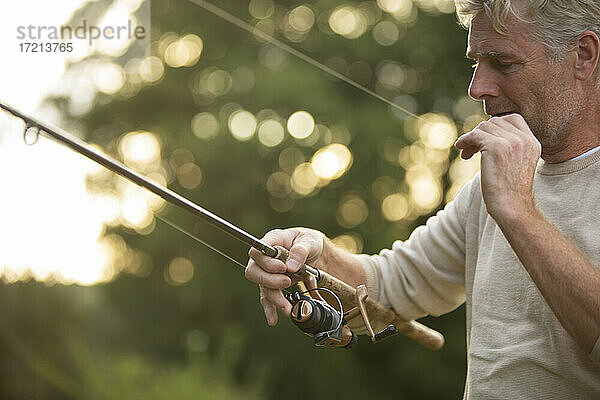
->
[360, 152, 600, 399]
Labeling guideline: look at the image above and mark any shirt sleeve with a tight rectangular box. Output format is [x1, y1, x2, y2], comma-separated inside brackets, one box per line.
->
[359, 175, 477, 322]
[591, 336, 600, 364]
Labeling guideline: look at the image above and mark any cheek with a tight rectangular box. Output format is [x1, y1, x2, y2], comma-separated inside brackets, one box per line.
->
[516, 71, 560, 117]
[530, 72, 573, 116]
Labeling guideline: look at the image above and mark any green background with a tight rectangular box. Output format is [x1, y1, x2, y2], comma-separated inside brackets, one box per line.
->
[0, 0, 482, 398]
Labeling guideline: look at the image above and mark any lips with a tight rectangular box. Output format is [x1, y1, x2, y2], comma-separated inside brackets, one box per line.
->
[491, 112, 516, 117]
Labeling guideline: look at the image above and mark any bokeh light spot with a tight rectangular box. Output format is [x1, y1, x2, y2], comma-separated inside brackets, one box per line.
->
[119, 131, 161, 167]
[446, 153, 481, 201]
[177, 163, 203, 190]
[337, 195, 369, 228]
[266, 171, 292, 197]
[410, 175, 442, 211]
[329, 6, 368, 39]
[331, 233, 364, 254]
[168, 257, 194, 284]
[164, 34, 203, 68]
[139, 56, 165, 83]
[121, 197, 153, 229]
[258, 119, 285, 147]
[192, 112, 220, 140]
[94, 62, 125, 94]
[289, 5, 315, 32]
[377, 0, 414, 20]
[206, 70, 232, 96]
[373, 21, 400, 46]
[382, 193, 410, 221]
[311, 144, 353, 180]
[419, 114, 458, 150]
[377, 61, 406, 89]
[228, 110, 257, 141]
[287, 111, 315, 139]
[291, 162, 319, 196]
[249, 0, 275, 19]
[278, 147, 305, 173]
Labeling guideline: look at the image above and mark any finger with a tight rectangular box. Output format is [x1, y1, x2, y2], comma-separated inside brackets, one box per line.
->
[501, 113, 529, 130]
[477, 115, 530, 139]
[285, 243, 310, 274]
[245, 260, 292, 289]
[457, 126, 504, 148]
[248, 247, 287, 274]
[259, 286, 279, 326]
[459, 145, 480, 160]
[261, 229, 296, 249]
[262, 287, 292, 318]
[455, 131, 483, 158]
[456, 128, 509, 159]
[477, 118, 521, 139]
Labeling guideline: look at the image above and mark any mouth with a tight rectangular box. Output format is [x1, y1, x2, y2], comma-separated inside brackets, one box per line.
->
[491, 112, 517, 118]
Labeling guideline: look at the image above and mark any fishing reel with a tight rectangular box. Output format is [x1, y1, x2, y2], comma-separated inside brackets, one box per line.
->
[285, 284, 399, 349]
[286, 288, 356, 348]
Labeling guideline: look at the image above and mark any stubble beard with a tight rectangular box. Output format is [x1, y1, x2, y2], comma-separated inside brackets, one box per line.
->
[525, 74, 581, 155]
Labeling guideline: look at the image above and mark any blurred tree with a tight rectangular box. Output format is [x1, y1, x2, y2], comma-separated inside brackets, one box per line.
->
[0, 0, 486, 398]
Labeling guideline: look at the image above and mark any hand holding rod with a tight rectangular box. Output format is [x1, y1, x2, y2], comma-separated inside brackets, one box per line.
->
[272, 246, 445, 351]
[1, 100, 444, 350]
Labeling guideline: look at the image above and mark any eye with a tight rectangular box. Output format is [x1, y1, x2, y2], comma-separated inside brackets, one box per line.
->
[493, 60, 515, 71]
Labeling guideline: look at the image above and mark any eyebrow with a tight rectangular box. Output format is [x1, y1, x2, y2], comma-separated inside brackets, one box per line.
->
[465, 50, 515, 60]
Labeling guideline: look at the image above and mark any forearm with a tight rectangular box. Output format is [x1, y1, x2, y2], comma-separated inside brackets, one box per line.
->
[497, 206, 600, 352]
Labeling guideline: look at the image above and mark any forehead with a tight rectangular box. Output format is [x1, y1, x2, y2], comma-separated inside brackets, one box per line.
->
[466, 9, 537, 59]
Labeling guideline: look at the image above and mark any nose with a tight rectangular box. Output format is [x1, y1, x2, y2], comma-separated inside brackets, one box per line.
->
[468, 63, 500, 100]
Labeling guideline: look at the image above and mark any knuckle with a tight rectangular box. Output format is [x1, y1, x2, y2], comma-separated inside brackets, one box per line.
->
[248, 247, 260, 259]
[263, 259, 285, 273]
[278, 299, 290, 310]
[271, 275, 284, 287]
[261, 275, 277, 288]
[475, 120, 488, 129]
[262, 228, 283, 242]
[266, 290, 280, 303]
[291, 243, 308, 257]
[244, 265, 256, 281]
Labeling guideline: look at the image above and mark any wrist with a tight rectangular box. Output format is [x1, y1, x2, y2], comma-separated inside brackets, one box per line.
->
[318, 236, 368, 288]
[492, 198, 541, 232]
[315, 233, 333, 272]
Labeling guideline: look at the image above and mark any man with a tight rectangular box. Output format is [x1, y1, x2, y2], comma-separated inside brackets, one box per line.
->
[246, 0, 600, 398]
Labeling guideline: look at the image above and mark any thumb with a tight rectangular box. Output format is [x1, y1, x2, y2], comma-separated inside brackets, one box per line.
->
[455, 133, 481, 160]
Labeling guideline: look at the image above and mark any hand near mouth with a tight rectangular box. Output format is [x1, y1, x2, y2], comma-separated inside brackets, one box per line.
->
[455, 113, 541, 224]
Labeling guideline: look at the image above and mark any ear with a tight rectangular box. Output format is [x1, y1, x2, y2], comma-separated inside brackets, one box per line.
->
[573, 30, 600, 83]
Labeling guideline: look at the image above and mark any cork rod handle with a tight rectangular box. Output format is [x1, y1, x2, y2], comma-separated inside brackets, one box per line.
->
[317, 269, 445, 351]
[273, 246, 445, 351]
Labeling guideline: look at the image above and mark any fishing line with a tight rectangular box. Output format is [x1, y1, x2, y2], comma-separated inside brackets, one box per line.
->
[187, 0, 424, 121]
[155, 214, 247, 270]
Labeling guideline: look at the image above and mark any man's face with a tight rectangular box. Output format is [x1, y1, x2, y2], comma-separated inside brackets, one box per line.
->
[466, 8, 580, 150]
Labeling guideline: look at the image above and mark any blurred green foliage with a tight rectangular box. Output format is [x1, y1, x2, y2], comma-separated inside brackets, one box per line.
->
[0, 0, 478, 398]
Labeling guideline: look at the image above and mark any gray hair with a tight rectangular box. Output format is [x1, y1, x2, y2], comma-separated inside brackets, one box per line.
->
[455, 0, 600, 82]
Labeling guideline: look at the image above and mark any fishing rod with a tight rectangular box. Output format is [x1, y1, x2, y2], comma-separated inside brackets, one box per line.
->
[0, 100, 444, 350]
